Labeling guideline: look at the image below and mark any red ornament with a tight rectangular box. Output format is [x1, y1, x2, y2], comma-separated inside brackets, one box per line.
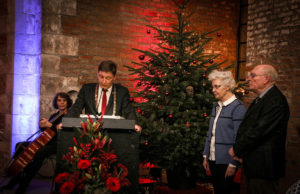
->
[144, 140, 148, 146]
[245, 90, 249, 94]
[192, 60, 197, 64]
[136, 82, 142, 86]
[130, 97, 134, 102]
[217, 32, 222, 37]
[209, 59, 213, 63]
[186, 122, 190, 127]
[203, 113, 207, 117]
[165, 91, 169, 96]
[174, 59, 179, 64]
[168, 114, 173, 118]
[137, 108, 141, 113]
[147, 29, 151, 34]
[202, 74, 207, 78]
[139, 55, 145, 60]
[141, 112, 145, 115]
[173, 72, 177, 76]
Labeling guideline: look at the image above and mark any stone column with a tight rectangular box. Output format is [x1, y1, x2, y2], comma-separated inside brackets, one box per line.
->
[12, 0, 42, 153]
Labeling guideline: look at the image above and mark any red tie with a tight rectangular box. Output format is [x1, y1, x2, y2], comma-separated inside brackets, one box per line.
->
[101, 89, 107, 115]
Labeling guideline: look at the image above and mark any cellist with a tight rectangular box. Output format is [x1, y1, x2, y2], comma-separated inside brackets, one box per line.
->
[1, 92, 72, 194]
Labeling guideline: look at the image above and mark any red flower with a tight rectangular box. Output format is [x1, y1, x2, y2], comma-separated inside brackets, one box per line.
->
[98, 115, 103, 122]
[77, 159, 91, 170]
[80, 122, 87, 134]
[88, 114, 93, 124]
[96, 138, 106, 149]
[106, 177, 121, 192]
[55, 172, 70, 184]
[103, 152, 117, 163]
[73, 137, 78, 146]
[118, 163, 128, 178]
[59, 181, 76, 194]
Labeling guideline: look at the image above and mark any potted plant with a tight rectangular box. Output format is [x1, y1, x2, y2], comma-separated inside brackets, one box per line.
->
[55, 116, 130, 193]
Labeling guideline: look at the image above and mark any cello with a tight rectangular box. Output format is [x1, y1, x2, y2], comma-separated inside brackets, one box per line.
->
[6, 111, 65, 176]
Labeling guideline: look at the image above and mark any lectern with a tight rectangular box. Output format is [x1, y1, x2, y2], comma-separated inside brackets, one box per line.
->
[56, 116, 139, 193]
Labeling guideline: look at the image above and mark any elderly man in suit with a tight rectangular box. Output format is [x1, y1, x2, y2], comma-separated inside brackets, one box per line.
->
[229, 64, 290, 194]
[67, 60, 142, 132]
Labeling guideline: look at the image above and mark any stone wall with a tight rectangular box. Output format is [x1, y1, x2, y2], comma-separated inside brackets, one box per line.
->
[247, 0, 300, 192]
[41, 0, 79, 118]
[40, 0, 240, 118]
[0, 0, 14, 174]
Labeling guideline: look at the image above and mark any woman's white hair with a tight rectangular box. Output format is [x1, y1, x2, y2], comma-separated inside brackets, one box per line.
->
[208, 70, 236, 90]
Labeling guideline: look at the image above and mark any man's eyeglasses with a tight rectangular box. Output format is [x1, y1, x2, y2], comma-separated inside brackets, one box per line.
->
[248, 72, 265, 79]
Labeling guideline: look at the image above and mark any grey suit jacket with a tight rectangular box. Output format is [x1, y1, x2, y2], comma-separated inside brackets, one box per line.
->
[66, 83, 136, 120]
[233, 85, 289, 179]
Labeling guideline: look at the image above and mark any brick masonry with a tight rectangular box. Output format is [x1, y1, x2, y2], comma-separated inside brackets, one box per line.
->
[247, 0, 300, 192]
[40, 0, 239, 118]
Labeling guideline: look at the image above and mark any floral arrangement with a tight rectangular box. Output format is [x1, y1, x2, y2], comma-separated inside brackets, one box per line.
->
[55, 115, 130, 194]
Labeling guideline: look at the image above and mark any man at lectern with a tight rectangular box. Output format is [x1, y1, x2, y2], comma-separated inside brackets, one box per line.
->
[66, 60, 142, 132]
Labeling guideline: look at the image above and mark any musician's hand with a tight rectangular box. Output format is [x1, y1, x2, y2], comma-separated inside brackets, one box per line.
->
[39, 118, 52, 128]
[135, 124, 142, 133]
[56, 123, 63, 130]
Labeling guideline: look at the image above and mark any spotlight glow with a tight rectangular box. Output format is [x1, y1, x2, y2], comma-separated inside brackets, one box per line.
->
[12, 0, 41, 154]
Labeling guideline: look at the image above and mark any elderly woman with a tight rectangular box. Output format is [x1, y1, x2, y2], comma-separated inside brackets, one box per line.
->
[203, 70, 246, 194]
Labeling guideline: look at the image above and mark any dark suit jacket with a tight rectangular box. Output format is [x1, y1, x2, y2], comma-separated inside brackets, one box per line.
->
[66, 83, 136, 120]
[233, 85, 289, 179]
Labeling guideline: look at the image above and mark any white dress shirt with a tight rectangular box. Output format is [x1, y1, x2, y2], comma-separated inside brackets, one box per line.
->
[97, 86, 112, 114]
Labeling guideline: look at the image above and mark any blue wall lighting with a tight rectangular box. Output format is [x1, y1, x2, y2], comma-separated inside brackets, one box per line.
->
[12, 0, 41, 154]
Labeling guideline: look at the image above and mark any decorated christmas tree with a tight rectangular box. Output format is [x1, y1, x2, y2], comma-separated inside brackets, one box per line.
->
[127, 0, 232, 177]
